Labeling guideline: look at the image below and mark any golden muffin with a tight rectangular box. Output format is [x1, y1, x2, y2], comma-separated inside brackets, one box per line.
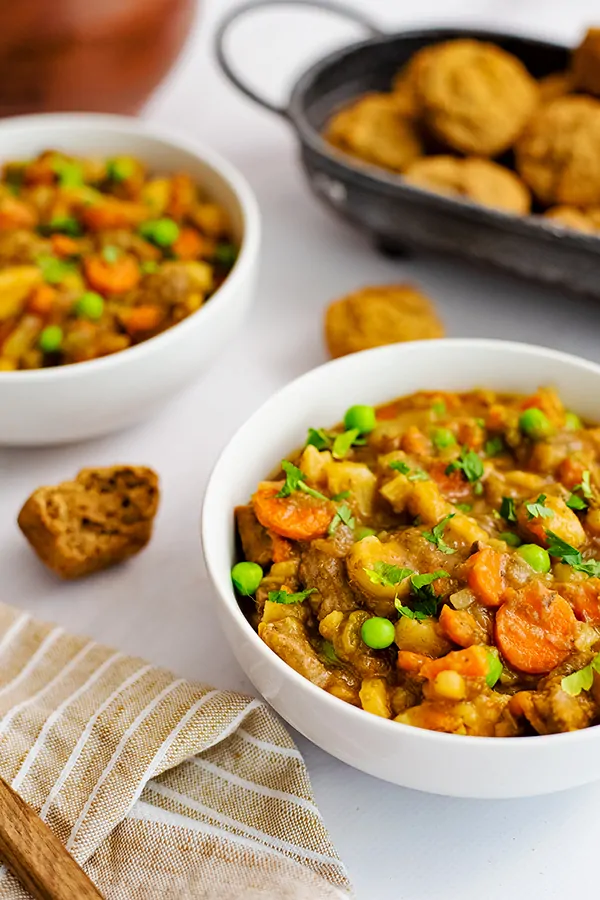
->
[516, 96, 600, 207]
[404, 156, 531, 214]
[544, 205, 600, 234]
[538, 71, 574, 104]
[324, 284, 445, 359]
[390, 47, 435, 118]
[325, 93, 423, 173]
[413, 39, 539, 157]
[572, 28, 600, 96]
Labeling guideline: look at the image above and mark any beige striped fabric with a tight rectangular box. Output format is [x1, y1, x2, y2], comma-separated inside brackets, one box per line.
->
[0, 603, 352, 899]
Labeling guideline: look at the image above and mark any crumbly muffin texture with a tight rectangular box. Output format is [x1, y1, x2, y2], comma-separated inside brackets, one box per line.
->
[18, 465, 160, 579]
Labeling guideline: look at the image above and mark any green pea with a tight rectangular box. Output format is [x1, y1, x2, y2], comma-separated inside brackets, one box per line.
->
[431, 427, 456, 450]
[38, 325, 63, 353]
[73, 291, 104, 321]
[361, 616, 395, 650]
[518, 408, 553, 440]
[499, 531, 522, 547]
[344, 405, 376, 435]
[517, 543, 551, 574]
[52, 159, 84, 187]
[107, 156, 136, 183]
[565, 411, 582, 431]
[355, 526, 377, 541]
[139, 217, 180, 247]
[231, 561, 263, 596]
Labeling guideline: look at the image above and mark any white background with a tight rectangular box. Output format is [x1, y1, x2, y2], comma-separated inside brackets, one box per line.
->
[2, 1, 600, 896]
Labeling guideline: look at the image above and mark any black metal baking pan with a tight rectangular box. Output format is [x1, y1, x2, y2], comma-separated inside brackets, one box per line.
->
[216, 0, 600, 296]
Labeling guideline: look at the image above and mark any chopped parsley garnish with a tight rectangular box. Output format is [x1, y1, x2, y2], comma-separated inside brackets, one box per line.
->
[39, 215, 82, 237]
[268, 589, 316, 605]
[331, 491, 350, 502]
[328, 503, 355, 536]
[306, 427, 332, 451]
[545, 530, 600, 577]
[389, 460, 410, 475]
[473, 482, 484, 496]
[446, 447, 484, 483]
[455, 503, 472, 512]
[396, 570, 449, 620]
[102, 244, 121, 265]
[276, 460, 329, 502]
[561, 652, 600, 696]
[566, 493, 588, 511]
[364, 562, 413, 588]
[389, 460, 429, 481]
[422, 514, 456, 555]
[500, 496, 517, 523]
[332, 428, 366, 459]
[140, 260, 159, 275]
[525, 494, 554, 520]
[431, 400, 446, 417]
[485, 436, 504, 458]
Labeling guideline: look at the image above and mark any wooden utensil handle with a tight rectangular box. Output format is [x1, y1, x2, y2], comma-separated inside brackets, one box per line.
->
[0, 776, 104, 899]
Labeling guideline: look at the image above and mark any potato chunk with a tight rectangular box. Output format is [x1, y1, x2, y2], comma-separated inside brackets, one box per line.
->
[359, 677, 392, 718]
[326, 460, 376, 517]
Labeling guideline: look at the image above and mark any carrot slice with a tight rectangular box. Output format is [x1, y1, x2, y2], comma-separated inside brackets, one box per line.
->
[420, 645, 489, 681]
[82, 199, 148, 231]
[495, 581, 576, 674]
[466, 547, 505, 607]
[270, 532, 293, 564]
[557, 458, 585, 490]
[119, 305, 163, 336]
[253, 484, 334, 541]
[173, 227, 205, 260]
[438, 604, 486, 648]
[397, 650, 429, 674]
[167, 173, 196, 220]
[557, 580, 600, 625]
[0, 197, 36, 230]
[84, 254, 141, 295]
[26, 284, 57, 315]
[51, 234, 80, 258]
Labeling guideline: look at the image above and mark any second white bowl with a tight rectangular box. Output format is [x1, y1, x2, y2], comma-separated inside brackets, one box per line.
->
[0, 114, 260, 446]
[203, 338, 600, 798]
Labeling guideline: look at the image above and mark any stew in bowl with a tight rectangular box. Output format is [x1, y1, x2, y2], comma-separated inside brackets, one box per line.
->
[233, 386, 600, 738]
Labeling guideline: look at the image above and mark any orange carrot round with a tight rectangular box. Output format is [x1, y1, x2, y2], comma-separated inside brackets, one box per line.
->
[26, 284, 57, 316]
[420, 645, 490, 681]
[82, 199, 147, 232]
[495, 581, 576, 674]
[466, 547, 505, 607]
[557, 458, 585, 490]
[438, 604, 486, 648]
[84, 253, 141, 295]
[397, 650, 429, 673]
[558, 580, 600, 625]
[173, 227, 205, 260]
[51, 234, 80, 258]
[253, 484, 334, 542]
[119, 305, 163, 336]
[429, 461, 472, 502]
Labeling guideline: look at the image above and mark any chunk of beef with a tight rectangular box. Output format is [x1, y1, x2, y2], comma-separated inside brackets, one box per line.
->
[299, 544, 359, 620]
[235, 505, 273, 567]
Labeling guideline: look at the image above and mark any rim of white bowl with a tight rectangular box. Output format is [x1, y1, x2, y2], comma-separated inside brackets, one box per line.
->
[0, 112, 260, 381]
[203, 337, 600, 752]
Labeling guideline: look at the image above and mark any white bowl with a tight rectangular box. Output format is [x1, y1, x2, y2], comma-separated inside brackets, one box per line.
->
[203, 338, 600, 799]
[0, 113, 260, 446]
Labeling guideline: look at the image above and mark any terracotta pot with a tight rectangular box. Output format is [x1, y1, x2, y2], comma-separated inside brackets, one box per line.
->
[0, 0, 197, 117]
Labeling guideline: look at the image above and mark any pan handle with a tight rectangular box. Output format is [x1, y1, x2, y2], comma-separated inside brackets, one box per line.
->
[214, 0, 384, 119]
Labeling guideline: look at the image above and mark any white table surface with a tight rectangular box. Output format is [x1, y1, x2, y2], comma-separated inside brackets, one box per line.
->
[2, 0, 600, 896]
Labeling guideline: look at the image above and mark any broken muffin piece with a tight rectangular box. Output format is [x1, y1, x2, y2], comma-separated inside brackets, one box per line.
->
[18, 465, 159, 579]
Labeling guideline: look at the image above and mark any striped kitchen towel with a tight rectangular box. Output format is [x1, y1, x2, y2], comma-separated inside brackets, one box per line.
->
[0, 603, 352, 899]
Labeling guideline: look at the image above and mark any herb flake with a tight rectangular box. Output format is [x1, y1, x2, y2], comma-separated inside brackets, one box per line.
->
[561, 652, 600, 696]
[446, 447, 484, 483]
[525, 494, 554, 521]
[328, 503, 355, 536]
[500, 497, 517, 523]
[422, 514, 456, 555]
[268, 589, 316, 605]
